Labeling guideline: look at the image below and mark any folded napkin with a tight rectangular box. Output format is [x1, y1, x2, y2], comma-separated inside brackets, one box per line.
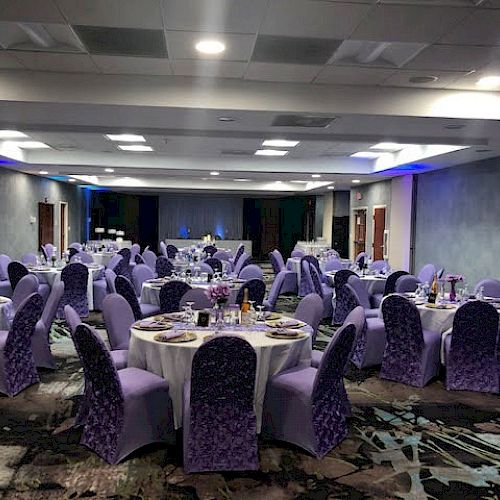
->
[274, 328, 299, 337]
[157, 330, 185, 340]
[275, 319, 300, 328]
[139, 320, 170, 329]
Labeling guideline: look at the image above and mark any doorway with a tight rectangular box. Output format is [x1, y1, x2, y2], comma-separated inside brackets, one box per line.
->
[38, 202, 54, 251]
[372, 206, 386, 261]
[60, 202, 68, 257]
[353, 208, 367, 257]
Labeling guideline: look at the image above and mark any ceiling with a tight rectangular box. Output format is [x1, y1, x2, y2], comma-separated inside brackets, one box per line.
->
[0, 0, 500, 193]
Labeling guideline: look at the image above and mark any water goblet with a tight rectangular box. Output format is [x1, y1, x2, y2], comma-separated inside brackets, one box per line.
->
[256, 305, 265, 322]
[248, 300, 256, 324]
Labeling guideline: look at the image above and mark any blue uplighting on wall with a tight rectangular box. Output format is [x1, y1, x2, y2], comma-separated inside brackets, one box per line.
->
[215, 223, 225, 240]
[179, 225, 189, 238]
[83, 187, 91, 242]
[374, 163, 431, 175]
[48, 175, 67, 181]
[0, 159, 16, 165]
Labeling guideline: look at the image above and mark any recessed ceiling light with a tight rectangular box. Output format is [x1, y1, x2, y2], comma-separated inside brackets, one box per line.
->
[352, 179, 361, 184]
[10, 141, 50, 149]
[210, 171, 220, 176]
[370, 142, 410, 151]
[351, 151, 381, 159]
[218, 116, 236, 122]
[39, 170, 48, 175]
[0, 130, 28, 139]
[106, 134, 146, 142]
[262, 139, 300, 148]
[255, 149, 288, 157]
[117, 145, 153, 152]
[195, 39, 225, 55]
[409, 75, 438, 84]
[327, 185, 335, 190]
[105, 168, 115, 173]
[275, 180, 283, 184]
[234, 178, 251, 182]
[290, 180, 308, 184]
[476, 76, 500, 89]
[444, 124, 465, 130]
[311, 174, 321, 178]
[68, 178, 76, 182]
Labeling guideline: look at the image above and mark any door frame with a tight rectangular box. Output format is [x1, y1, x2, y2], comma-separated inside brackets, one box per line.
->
[350, 205, 368, 260]
[371, 204, 387, 261]
[59, 202, 68, 257]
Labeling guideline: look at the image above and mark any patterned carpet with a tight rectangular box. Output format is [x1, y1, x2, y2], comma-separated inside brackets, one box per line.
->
[0, 270, 498, 499]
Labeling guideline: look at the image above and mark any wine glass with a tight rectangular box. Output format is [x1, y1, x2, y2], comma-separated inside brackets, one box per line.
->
[248, 300, 256, 324]
[256, 305, 265, 322]
[186, 302, 195, 325]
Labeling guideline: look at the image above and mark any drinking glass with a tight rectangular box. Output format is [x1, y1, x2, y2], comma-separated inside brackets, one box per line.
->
[186, 302, 195, 325]
[248, 300, 256, 324]
[256, 305, 265, 322]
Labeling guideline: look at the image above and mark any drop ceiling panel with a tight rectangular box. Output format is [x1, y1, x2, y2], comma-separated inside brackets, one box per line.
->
[91, 55, 173, 75]
[0, 0, 66, 23]
[440, 9, 500, 46]
[0, 51, 25, 69]
[315, 65, 395, 85]
[170, 59, 247, 78]
[162, 0, 268, 34]
[244, 62, 322, 83]
[260, 0, 371, 38]
[382, 69, 469, 89]
[12, 51, 99, 73]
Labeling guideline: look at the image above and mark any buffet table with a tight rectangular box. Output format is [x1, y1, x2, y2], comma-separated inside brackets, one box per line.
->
[165, 239, 252, 255]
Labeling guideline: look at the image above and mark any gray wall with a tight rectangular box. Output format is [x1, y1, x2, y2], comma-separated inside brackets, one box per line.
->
[314, 195, 325, 238]
[0, 167, 85, 259]
[414, 158, 500, 286]
[158, 193, 243, 239]
[333, 191, 350, 217]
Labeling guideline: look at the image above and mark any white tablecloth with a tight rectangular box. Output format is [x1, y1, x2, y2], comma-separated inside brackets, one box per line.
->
[89, 252, 115, 267]
[294, 242, 330, 255]
[128, 321, 312, 431]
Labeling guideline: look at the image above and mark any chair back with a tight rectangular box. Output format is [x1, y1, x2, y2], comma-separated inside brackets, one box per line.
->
[0, 254, 11, 281]
[102, 293, 135, 350]
[324, 259, 343, 272]
[235, 279, 266, 306]
[156, 255, 174, 278]
[239, 264, 263, 281]
[179, 288, 213, 310]
[142, 250, 157, 271]
[383, 270, 408, 296]
[64, 304, 81, 334]
[21, 253, 37, 266]
[43, 243, 55, 259]
[105, 268, 117, 293]
[213, 250, 231, 261]
[166, 244, 178, 259]
[107, 254, 123, 272]
[114, 250, 132, 280]
[394, 274, 419, 293]
[70, 251, 94, 264]
[7, 261, 29, 291]
[159, 281, 192, 313]
[474, 278, 500, 298]
[130, 243, 140, 263]
[269, 252, 282, 275]
[160, 241, 168, 257]
[417, 264, 436, 284]
[265, 270, 287, 311]
[199, 262, 214, 274]
[233, 244, 244, 267]
[347, 275, 371, 309]
[58, 263, 89, 318]
[301, 255, 321, 274]
[237, 256, 252, 276]
[295, 293, 323, 340]
[291, 249, 304, 258]
[40, 281, 64, 328]
[300, 260, 319, 297]
[69, 242, 83, 251]
[233, 252, 248, 275]
[12, 274, 39, 311]
[370, 260, 386, 272]
[272, 249, 286, 270]
[132, 264, 154, 296]
[205, 257, 223, 274]
[203, 245, 217, 257]
[332, 269, 357, 324]
[115, 275, 142, 321]
[355, 252, 367, 268]
[135, 253, 145, 265]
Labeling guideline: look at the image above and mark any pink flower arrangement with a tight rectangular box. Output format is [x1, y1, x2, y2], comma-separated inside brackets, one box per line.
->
[444, 274, 464, 282]
[205, 283, 230, 304]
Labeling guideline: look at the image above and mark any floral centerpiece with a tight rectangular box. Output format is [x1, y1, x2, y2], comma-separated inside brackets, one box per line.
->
[205, 283, 230, 305]
[443, 274, 464, 302]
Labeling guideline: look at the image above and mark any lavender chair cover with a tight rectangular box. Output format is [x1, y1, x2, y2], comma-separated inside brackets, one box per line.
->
[239, 265, 263, 281]
[380, 295, 441, 387]
[159, 281, 192, 313]
[300, 260, 316, 297]
[445, 301, 499, 393]
[57, 263, 89, 319]
[132, 264, 154, 296]
[0, 254, 11, 280]
[474, 279, 500, 298]
[294, 293, 324, 342]
[233, 252, 248, 276]
[232, 244, 244, 268]
[64, 304, 81, 334]
[370, 260, 387, 272]
[166, 244, 178, 259]
[199, 262, 215, 274]
[269, 252, 282, 275]
[11, 275, 39, 313]
[183, 335, 258, 473]
[129, 243, 140, 264]
[213, 251, 231, 262]
[301, 255, 321, 274]
[332, 270, 357, 324]
[107, 254, 123, 272]
[205, 257, 223, 274]
[74, 324, 174, 464]
[92, 275, 108, 312]
[105, 268, 117, 294]
[302, 262, 333, 318]
[270, 251, 297, 295]
[203, 245, 217, 257]
[142, 250, 157, 272]
[0, 293, 43, 396]
[156, 256, 174, 278]
[272, 250, 286, 271]
[235, 279, 266, 306]
[116, 275, 156, 321]
[291, 249, 305, 258]
[70, 251, 94, 264]
[237, 256, 252, 276]
[114, 250, 133, 281]
[43, 243, 55, 260]
[21, 253, 37, 266]
[355, 252, 367, 269]
[69, 242, 83, 251]
[394, 274, 419, 293]
[263, 271, 287, 311]
[7, 261, 29, 291]
[324, 259, 343, 272]
[102, 294, 134, 351]
[134, 253, 145, 265]
[179, 288, 213, 310]
[32, 282, 64, 369]
[417, 264, 436, 285]
[383, 270, 409, 296]
[263, 321, 356, 458]
[347, 275, 379, 318]
[159, 241, 168, 257]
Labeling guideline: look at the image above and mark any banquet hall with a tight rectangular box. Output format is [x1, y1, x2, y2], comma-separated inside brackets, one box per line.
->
[0, 0, 499, 498]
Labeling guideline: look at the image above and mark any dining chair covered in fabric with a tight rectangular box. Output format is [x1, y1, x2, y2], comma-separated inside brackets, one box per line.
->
[302, 262, 334, 318]
[70, 252, 94, 264]
[301, 255, 321, 275]
[159, 281, 192, 313]
[42, 243, 55, 260]
[156, 256, 174, 278]
[324, 259, 343, 273]
[294, 293, 324, 342]
[115, 275, 160, 320]
[417, 264, 436, 285]
[183, 335, 258, 473]
[263, 270, 290, 311]
[263, 320, 356, 458]
[235, 279, 266, 306]
[64, 304, 82, 335]
[102, 293, 134, 351]
[179, 288, 213, 310]
[237, 256, 253, 276]
[332, 269, 357, 325]
[67, 248, 79, 260]
[57, 263, 89, 319]
[69, 242, 83, 251]
[0, 255, 12, 298]
[134, 253, 145, 265]
[212, 250, 229, 262]
[92, 273, 108, 312]
[7, 261, 29, 291]
[355, 252, 367, 269]
[230, 244, 244, 269]
[291, 249, 305, 258]
[203, 245, 217, 257]
[269, 251, 282, 276]
[444, 301, 499, 393]
[166, 244, 178, 259]
[370, 260, 387, 272]
[0, 293, 43, 396]
[232, 252, 249, 276]
[21, 253, 37, 266]
[132, 264, 154, 296]
[11, 274, 39, 314]
[114, 251, 133, 281]
[107, 254, 123, 272]
[347, 275, 380, 318]
[32, 282, 64, 369]
[199, 262, 215, 274]
[394, 274, 419, 293]
[74, 324, 174, 464]
[272, 249, 286, 271]
[474, 278, 500, 298]
[239, 264, 263, 282]
[380, 295, 441, 387]
[105, 268, 117, 294]
[142, 250, 157, 272]
[383, 271, 409, 296]
[129, 243, 140, 264]
[205, 257, 223, 274]
[159, 241, 168, 257]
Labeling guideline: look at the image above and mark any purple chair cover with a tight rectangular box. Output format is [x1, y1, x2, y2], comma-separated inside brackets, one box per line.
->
[179, 288, 213, 310]
[355, 252, 367, 268]
[417, 264, 436, 285]
[205, 257, 223, 274]
[159, 241, 168, 257]
[263, 321, 356, 458]
[74, 324, 174, 464]
[383, 270, 409, 296]
[324, 259, 343, 272]
[132, 264, 154, 296]
[237, 256, 252, 276]
[159, 281, 192, 313]
[445, 301, 499, 393]
[291, 249, 305, 258]
[107, 254, 123, 272]
[239, 264, 263, 281]
[347, 275, 379, 317]
[269, 252, 282, 275]
[213, 250, 231, 262]
[134, 254, 145, 265]
[272, 250, 286, 271]
[0, 293, 43, 396]
[474, 279, 500, 298]
[394, 274, 419, 293]
[0, 254, 11, 280]
[156, 256, 174, 278]
[129, 243, 140, 264]
[105, 268, 117, 294]
[11, 274, 39, 313]
[32, 282, 64, 369]
[303, 262, 333, 318]
[69, 242, 83, 251]
[56, 263, 89, 319]
[203, 245, 217, 257]
[70, 252, 94, 264]
[142, 250, 157, 272]
[294, 293, 323, 342]
[166, 244, 178, 259]
[116, 275, 143, 321]
[7, 261, 29, 291]
[232, 244, 244, 268]
[235, 279, 266, 307]
[64, 304, 81, 334]
[67, 248, 79, 260]
[21, 253, 37, 266]
[199, 262, 215, 274]
[300, 260, 316, 297]
[332, 270, 357, 325]
[370, 260, 387, 272]
[43, 243, 55, 260]
[233, 252, 249, 276]
[102, 294, 134, 351]
[301, 255, 321, 275]
[183, 335, 258, 473]
[380, 295, 441, 387]
[92, 276, 108, 312]
[263, 270, 288, 311]
[114, 250, 133, 281]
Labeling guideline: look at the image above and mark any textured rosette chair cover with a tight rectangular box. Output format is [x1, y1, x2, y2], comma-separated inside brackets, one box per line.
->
[142, 249, 157, 272]
[73, 324, 174, 464]
[166, 244, 178, 259]
[132, 264, 154, 296]
[156, 256, 174, 278]
[380, 295, 441, 387]
[205, 257, 223, 274]
[262, 320, 356, 458]
[347, 275, 380, 318]
[444, 301, 499, 393]
[332, 270, 357, 325]
[183, 335, 258, 473]
[270, 251, 297, 295]
[57, 263, 89, 319]
[203, 245, 217, 257]
[115, 275, 160, 320]
[383, 271, 409, 296]
[179, 288, 213, 310]
[473, 279, 500, 298]
[299, 256, 320, 296]
[32, 281, 64, 369]
[159, 281, 192, 313]
[0, 293, 43, 396]
[235, 279, 266, 306]
[239, 264, 263, 281]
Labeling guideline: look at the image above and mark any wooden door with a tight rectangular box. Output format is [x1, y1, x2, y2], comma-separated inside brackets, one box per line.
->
[260, 199, 280, 259]
[354, 209, 366, 256]
[60, 203, 67, 256]
[373, 207, 386, 260]
[38, 203, 54, 250]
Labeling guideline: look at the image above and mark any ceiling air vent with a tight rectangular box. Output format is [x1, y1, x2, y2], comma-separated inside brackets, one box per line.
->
[220, 150, 255, 156]
[271, 115, 336, 128]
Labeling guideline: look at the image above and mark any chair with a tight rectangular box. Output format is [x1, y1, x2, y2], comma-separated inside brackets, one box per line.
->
[21, 253, 38, 266]
[444, 301, 499, 393]
[269, 251, 283, 275]
[69, 242, 83, 251]
[474, 278, 500, 298]
[213, 250, 231, 262]
[417, 264, 436, 285]
[262, 320, 356, 458]
[70, 252, 94, 264]
[156, 256, 174, 278]
[114, 250, 133, 281]
[183, 335, 258, 473]
[205, 257, 223, 274]
[347, 275, 380, 318]
[5, 274, 40, 328]
[115, 275, 160, 320]
[235, 279, 266, 307]
[199, 262, 215, 274]
[394, 274, 419, 293]
[159, 241, 168, 257]
[179, 289, 213, 310]
[92, 272, 108, 312]
[232, 252, 249, 276]
[237, 256, 252, 276]
[0, 254, 12, 298]
[380, 295, 441, 387]
[105, 268, 117, 294]
[295, 293, 324, 343]
[132, 264, 154, 296]
[230, 244, 245, 270]
[107, 254, 123, 272]
[239, 264, 263, 281]
[57, 263, 89, 319]
[383, 271, 409, 296]
[290, 249, 304, 258]
[134, 253, 145, 265]
[332, 269, 357, 325]
[68, 247, 79, 260]
[324, 259, 343, 272]
[302, 261, 333, 318]
[102, 294, 134, 351]
[74, 324, 174, 464]
[64, 304, 82, 335]
[166, 244, 178, 259]
[7, 261, 29, 291]
[159, 281, 192, 313]
[0, 294, 44, 396]
[370, 260, 387, 272]
[301, 255, 321, 274]
[129, 243, 140, 264]
[42, 243, 55, 260]
[142, 250, 157, 272]
[355, 252, 367, 269]
[203, 245, 217, 257]
[32, 282, 64, 369]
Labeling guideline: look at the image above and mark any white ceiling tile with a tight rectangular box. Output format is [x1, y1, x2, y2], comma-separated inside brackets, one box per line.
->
[0, 51, 25, 69]
[91, 55, 172, 75]
[244, 62, 322, 83]
[166, 31, 254, 61]
[162, 0, 268, 34]
[170, 59, 246, 78]
[12, 51, 99, 73]
[0, 0, 65, 23]
[405, 45, 500, 72]
[260, 0, 371, 39]
[314, 65, 395, 85]
[54, 0, 164, 29]
[440, 9, 500, 46]
[351, 5, 470, 43]
[381, 70, 469, 89]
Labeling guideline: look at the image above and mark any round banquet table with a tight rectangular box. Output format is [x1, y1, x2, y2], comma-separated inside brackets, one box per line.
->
[88, 251, 116, 267]
[128, 320, 313, 432]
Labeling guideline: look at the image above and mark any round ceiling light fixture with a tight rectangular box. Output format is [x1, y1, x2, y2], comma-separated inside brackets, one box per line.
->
[195, 39, 226, 55]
